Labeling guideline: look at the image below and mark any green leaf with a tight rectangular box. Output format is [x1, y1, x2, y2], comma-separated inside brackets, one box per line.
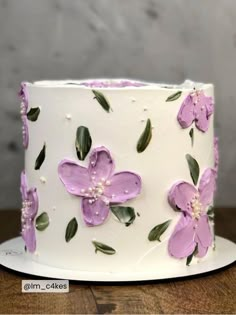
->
[186, 244, 198, 266]
[166, 91, 182, 102]
[189, 128, 194, 147]
[110, 206, 136, 226]
[75, 126, 92, 161]
[137, 118, 152, 153]
[34, 143, 46, 170]
[207, 206, 214, 221]
[92, 90, 112, 113]
[65, 218, 78, 242]
[92, 241, 116, 255]
[27, 107, 40, 121]
[148, 220, 172, 242]
[35, 212, 49, 231]
[186, 154, 200, 186]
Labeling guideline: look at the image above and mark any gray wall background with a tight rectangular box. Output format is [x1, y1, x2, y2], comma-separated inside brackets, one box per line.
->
[0, 0, 235, 208]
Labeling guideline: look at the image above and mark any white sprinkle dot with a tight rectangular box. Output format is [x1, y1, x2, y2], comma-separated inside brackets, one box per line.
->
[81, 189, 85, 193]
[140, 119, 145, 122]
[40, 176, 46, 184]
[66, 114, 72, 120]
[143, 107, 148, 111]
[131, 97, 136, 102]
[95, 211, 99, 216]
[106, 180, 111, 186]
[124, 190, 129, 194]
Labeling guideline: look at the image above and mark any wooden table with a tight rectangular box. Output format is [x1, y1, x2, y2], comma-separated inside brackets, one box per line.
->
[0, 209, 235, 314]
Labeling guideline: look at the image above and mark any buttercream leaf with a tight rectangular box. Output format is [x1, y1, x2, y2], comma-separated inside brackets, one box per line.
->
[189, 128, 194, 146]
[27, 107, 40, 121]
[148, 220, 172, 242]
[35, 143, 46, 170]
[65, 218, 78, 242]
[92, 90, 112, 113]
[186, 244, 198, 266]
[35, 212, 49, 231]
[137, 118, 152, 153]
[166, 91, 182, 102]
[186, 154, 200, 185]
[92, 241, 116, 255]
[75, 126, 92, 161]
[110, 206, 136, 226]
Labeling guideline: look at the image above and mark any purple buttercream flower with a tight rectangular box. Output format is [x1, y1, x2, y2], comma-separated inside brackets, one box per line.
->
[214, 137, 219, 173]
[19, 82, 29, 149]
[177, 90, 214, 132]
[58, 146, 142, 226]
[20, 171, 38, 252]
[79, 80, 147, 88]
[168, 168, 216, 259]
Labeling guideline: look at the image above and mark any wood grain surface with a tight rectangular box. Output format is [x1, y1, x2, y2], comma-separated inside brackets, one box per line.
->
[0, 208, 235, 314]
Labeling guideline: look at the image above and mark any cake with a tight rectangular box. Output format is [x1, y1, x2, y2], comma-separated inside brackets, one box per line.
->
[19, 79, 218, 275]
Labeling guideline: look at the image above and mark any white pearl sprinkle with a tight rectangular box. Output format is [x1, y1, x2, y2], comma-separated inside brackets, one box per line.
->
[40, 176, 46, 184]
[131, 97, 136, 102]
[66, 114, 72, 120]
[93, 171, 96, 175]
[52, 206, 56, 211]
[141, 119, 145, 122]
[143, 107, 148, 111]
[124, 190, 129, 194]
[89, 199, 93, 204]
[95, 211, 99, 216]
[81, 189, 85, 193]
[88, 187, 93, 192]
[111, 194, 116, 198]
[105, 180, 111, 186]
[101, 178, 105, 182]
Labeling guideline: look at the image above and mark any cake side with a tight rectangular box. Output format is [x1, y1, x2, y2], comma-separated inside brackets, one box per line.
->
[19, 80, 217, 272]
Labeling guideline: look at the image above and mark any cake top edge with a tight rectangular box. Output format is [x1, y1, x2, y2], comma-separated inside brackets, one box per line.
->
[24, 79, 213, 90]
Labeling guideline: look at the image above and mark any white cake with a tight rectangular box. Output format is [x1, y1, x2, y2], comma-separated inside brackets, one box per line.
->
[19, 79, 217, 276]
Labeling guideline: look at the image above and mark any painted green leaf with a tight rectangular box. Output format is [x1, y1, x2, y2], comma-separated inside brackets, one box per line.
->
[166, 91, 182, 102]
[189, 128, 194, 147]
[34, 143, 46, 170]
[207, 206, 214, 221]
[92, 90, 112, 113]
[35, 212, 49, 231]
[137, 118, 152, 153]
[148, 220, 172, 242]
[27, 107, 40, 121]
[186, 154, 200, 186]
[65, 218, 78, 242]
[92, 241, 116, 255]
[186, 244, 198, 266]
[110, 206, 136, 226]
[75, 126, 92, 161]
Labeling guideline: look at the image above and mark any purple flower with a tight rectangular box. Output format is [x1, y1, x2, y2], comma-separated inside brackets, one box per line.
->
[20, 171, 38, 252]
[168, 168, 216, 258]
[177, 90, 214, 132]
[58, 146, 142, 226]
[214, 137, 219, 173]
[19, 82, 29, 149]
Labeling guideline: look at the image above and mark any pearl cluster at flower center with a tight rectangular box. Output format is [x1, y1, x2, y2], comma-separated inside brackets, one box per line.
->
[81, 177, 111, 206]
[21, 199, 33, 232]
[190, 194, 202, 220]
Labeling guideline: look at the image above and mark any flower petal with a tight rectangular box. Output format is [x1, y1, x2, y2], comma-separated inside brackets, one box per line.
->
[22, 223, 36, 253]
[194, 92, 214, 132]
[198, 168, 216, 209]
[214, 137, 219, 173]
[20, 171, 28, 200]
[82, 198, 110, 226]
[168, 181, 197, 213]
[22, 115, 29, 149]
[27, 188, 39, 219]
[105, 171, 142, 203]
[196, 215, 212, 249]
[168, 214, 196, 258]
[19, 81, 29, 111]
[177, 94, 195, 128]
[88, 146, 115, 180]
[58, 159, 91, 196]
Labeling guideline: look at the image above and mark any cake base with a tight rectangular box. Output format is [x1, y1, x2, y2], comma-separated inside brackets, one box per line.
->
[0, 236, 235, 282]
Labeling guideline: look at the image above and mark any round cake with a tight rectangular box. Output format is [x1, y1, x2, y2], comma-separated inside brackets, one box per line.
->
[19, 79, 218, 275]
